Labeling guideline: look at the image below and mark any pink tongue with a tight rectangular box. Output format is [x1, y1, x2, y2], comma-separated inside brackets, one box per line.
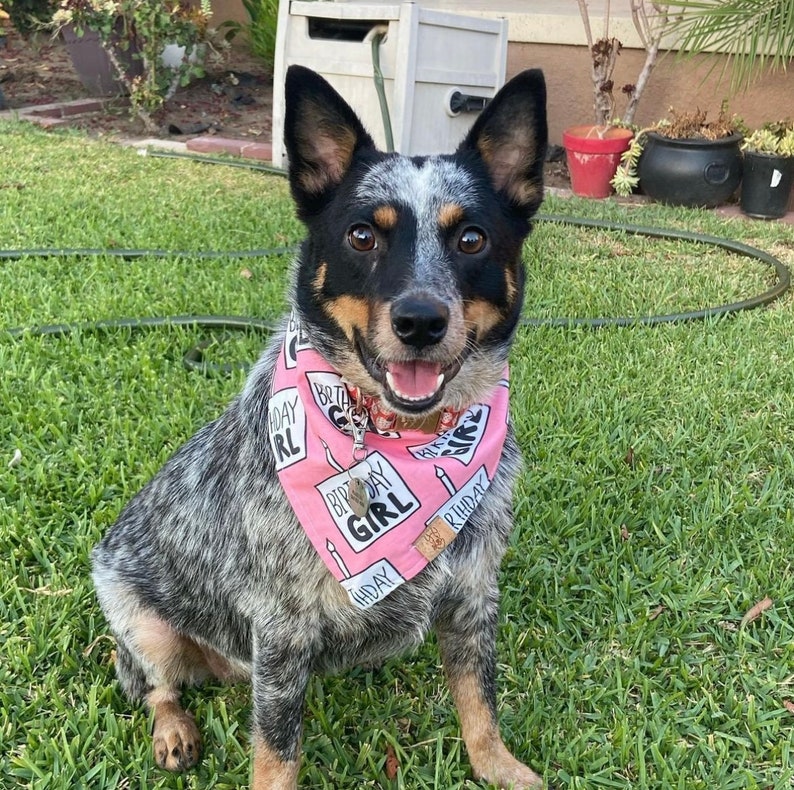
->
[387, 360, 442, 399]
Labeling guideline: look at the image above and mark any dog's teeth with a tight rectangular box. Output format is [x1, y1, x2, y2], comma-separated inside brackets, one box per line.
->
[385, 370, 444, 403]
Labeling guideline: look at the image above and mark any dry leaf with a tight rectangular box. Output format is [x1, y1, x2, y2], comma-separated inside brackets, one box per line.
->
[648, 605, 665, 621]
[385, 744, 399, 781]
[82, 633, 116, 658]
[22, 585, 71, 596]
[718, 620, 738, 632]
[620, 524, 631, 541]
[240, 267, 254, 280]
[740, 596, 773, 627]
[784, 700, 794, 715]
[624, 446, 635, 468]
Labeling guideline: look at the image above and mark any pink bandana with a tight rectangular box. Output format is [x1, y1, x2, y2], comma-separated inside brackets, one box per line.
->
[268, 314, 510, 609]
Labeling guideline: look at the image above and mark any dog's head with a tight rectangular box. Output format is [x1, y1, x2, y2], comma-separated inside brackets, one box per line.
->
[284, 65, 547, 419]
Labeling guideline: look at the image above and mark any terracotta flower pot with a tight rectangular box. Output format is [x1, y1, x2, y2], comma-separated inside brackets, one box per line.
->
[562, 125, 634, 199]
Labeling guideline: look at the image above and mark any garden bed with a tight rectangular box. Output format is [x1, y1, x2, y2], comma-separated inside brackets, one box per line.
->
[0, 27, 574, 188]
[0, 28, 274, 142]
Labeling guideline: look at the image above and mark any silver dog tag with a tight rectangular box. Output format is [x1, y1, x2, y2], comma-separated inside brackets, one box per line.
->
[347, 461, 372, 517]
[348, 476, 371, 517]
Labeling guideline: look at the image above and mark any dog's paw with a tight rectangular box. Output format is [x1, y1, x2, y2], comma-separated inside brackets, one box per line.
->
[494, 762, 544, 789]
[153, 708, 201, 772]
[473, 748, 544, 789]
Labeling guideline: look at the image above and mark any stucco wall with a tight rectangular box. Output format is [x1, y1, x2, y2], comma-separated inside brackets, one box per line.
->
[508, 43, 793, 145]
[211, 0, 248, 25]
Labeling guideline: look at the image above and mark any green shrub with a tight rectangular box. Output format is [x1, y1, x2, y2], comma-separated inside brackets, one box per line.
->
[1, 0, 56, 37]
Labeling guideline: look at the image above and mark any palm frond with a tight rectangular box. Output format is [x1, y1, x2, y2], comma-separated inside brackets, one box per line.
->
[665, 0, 794, 94]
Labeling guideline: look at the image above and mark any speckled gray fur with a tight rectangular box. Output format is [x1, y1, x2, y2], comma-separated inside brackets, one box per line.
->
[92, 64, 549, 787]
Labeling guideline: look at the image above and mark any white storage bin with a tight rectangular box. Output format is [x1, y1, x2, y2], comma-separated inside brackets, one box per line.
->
[271, 0, 508, 167]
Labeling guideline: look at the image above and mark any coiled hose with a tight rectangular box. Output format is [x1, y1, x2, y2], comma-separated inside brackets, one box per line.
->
[2, 151, 789, 374]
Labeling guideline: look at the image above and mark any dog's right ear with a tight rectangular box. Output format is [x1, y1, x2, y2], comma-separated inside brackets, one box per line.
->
[284, 65, 377, 213]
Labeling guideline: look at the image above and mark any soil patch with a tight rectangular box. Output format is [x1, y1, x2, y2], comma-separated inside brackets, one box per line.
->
[1, 28, 274, 142]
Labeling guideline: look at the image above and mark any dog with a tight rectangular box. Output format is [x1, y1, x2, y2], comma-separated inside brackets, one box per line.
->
[92, 64, 548, 789]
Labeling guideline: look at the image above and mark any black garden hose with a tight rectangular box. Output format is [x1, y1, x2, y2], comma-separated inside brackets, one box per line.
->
[532, 214, 791, 327]
[1, 151, 790, 373]
[0, 246, 288, 375]
[143, 149, 791, 327]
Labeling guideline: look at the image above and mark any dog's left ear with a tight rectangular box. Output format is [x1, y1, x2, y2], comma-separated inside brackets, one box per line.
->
[284, 65, 376, 212]
[458, 69, 548, 216]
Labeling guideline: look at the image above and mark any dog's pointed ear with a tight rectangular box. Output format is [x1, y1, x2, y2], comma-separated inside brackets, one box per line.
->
[284, 65, 377, 210]
[458, 69, 548, 216]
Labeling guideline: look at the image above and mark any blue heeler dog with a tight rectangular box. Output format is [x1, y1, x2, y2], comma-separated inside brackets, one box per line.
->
[92, 64, 548, 788]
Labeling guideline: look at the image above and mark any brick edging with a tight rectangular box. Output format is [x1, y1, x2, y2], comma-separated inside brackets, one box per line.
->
[185, 136, 272, 162]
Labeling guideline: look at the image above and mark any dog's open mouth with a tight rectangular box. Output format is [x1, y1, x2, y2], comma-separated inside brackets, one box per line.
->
[385, 359, 446, 407]
[355, 334, 465, 412]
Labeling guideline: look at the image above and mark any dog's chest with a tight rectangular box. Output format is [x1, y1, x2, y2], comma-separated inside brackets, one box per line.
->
[310, 554, 455, 672]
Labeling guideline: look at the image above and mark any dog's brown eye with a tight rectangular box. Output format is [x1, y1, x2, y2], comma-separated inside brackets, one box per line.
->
[458, 227, 486, 254]
[348, 224, 377, 252]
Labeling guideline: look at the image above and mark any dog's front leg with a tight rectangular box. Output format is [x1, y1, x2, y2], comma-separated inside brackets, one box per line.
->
[250, 637, 311, 790]
[436, 592, 543, 790]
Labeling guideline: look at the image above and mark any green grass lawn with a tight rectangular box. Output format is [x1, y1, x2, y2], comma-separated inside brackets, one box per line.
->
[1, 121, 793, 789]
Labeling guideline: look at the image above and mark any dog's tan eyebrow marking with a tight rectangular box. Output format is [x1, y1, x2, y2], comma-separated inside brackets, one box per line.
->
[313, 262, 328, 295]
[373, 205, 399, 230]
[438, 202, 465, 229]
[325, 295, 370, 340]
[464, 298, 503, 339]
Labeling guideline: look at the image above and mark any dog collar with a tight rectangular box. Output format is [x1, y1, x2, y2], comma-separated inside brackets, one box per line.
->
[268, 314, 510, 609]
[343, 384, 464, 435]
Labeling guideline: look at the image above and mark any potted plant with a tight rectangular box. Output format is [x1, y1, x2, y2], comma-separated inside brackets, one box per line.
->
[0, 7, 9, 46]
[563, 1, 673, 199]
[51, 0, 219, 132]
[0, 0, 56, 38]
[612, 106, 743, 207]
[739, 121, 794, 219]
[624, 0, 792, 209]
[57, 16, 143, 97]
[562, 123, 636, 200]
[219, 0, 279, 73]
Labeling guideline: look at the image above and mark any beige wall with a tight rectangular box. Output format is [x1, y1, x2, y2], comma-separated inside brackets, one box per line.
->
[509, 43, 792, 146]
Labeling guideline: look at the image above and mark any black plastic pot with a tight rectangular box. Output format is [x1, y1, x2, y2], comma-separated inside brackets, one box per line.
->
[740, 151, 794, 220]
[637, 131, 743, 208]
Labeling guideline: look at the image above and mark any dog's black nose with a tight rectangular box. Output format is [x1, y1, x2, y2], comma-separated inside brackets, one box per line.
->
[391, 296, 449, 349]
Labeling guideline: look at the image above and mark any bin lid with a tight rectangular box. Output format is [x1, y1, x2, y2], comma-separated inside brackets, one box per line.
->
[291, 1, 403, 21]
